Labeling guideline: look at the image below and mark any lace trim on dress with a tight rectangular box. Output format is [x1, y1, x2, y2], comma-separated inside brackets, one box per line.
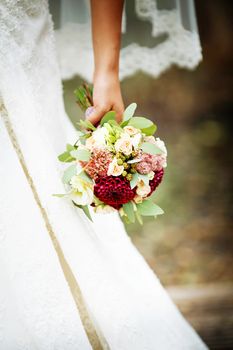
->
[54, 0, 202, 81]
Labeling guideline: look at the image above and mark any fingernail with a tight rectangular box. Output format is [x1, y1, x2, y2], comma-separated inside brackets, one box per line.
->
[85, 106, 95, 118]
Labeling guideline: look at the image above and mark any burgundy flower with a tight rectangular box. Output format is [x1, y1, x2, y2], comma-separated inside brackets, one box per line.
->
[148, 169, 164, 196]
[94, 176, 136, 209]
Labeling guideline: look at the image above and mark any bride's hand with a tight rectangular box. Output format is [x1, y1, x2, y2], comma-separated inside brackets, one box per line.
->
[86, 73, 124, 125]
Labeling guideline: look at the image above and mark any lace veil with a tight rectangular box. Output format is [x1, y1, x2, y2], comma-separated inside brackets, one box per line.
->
[50, 0, 202, 82]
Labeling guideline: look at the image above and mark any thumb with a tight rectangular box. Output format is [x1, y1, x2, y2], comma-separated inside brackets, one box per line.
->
[85, 105, 106, 126]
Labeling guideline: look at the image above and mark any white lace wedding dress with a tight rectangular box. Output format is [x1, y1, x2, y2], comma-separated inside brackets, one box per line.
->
[0, 1, 207, 349]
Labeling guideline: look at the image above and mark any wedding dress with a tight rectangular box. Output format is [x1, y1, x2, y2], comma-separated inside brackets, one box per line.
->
[0, 1, 208, 349]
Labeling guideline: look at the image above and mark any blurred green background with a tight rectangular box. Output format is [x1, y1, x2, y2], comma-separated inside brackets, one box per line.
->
[62, 1, 232, 289]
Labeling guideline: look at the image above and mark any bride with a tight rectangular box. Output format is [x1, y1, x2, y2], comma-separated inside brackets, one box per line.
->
[0, 0, 207, 349]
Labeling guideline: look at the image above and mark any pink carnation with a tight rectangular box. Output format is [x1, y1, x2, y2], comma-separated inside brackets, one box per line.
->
[136, 153, 166, 174]
[151, 154, 167, 171]
[135, 161, 153, 174]
[81, 148, 113, 180]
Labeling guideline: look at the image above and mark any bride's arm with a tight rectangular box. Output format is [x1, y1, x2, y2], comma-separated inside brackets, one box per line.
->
[88, 0, 124, 125]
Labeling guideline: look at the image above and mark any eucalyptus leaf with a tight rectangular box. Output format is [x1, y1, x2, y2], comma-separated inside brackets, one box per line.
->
[53, 193, 66, 198]
[130, 172, 139, 189]
[100, 111, 116, 126]
[62, 164, 77, 184]
[78, 171, 93, 184]
[66, 144, 76, 152]
[135, 210, 143, 225]
[141, 142, 162, 155]
[78, 119, 96, 131]
[123, 103, 137, 121]
[73, 202, 93, 222]
[141, 124, 157, 136]
[58, 151, 75, 163]
[70, 149, 91, 161]
[137, 200, 164, 216]
[122, 202, 135, 223]
[128, 117, 153, 129]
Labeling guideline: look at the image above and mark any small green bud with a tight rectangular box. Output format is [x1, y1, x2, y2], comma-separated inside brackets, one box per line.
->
[117, 158, 123, 165]
[122, 170, 127, 177]
[108, 135, 116, 143]
[123, 162, 129, 169]
[126, 173, 133, 181]
[130, 168, 136, 174]
[131, 151, 137, 157]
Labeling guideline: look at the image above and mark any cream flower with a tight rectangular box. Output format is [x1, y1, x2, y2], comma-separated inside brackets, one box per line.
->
[136, 179, 151, 197]
[148, 171, 155, 180]
[134, 194, 143, 204]
[107, 157, 124, 176]
[86, 127, 108, 150]
[69, 176, 93, 205]
[115, 133, 133, 156]
[124, 125, 139, 136]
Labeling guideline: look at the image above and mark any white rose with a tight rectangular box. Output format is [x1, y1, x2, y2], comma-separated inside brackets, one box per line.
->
[124, 125, 139, 136]
[131, 133, 142, 149]
[136, 179, 151, 197]
[69, 176, 93, 205]
[107, 157, 124, 176]
[85, 136, 96, 151]
[115, 133, 133, 156]
[85, 127, 109, 150]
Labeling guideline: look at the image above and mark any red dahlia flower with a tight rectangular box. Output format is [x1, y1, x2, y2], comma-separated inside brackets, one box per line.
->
[94, 176, 136, 209]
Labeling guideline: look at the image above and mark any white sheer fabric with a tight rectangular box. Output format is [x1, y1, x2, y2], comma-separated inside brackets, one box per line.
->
[53, 0, 202, 81]
[0, 1, 207, 349]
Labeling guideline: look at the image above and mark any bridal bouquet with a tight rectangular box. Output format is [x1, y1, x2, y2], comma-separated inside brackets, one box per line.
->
[56, 84, 167, 224]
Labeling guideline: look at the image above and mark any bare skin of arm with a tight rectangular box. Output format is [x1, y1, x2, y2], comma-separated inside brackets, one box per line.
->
[88, 0, 124, 125]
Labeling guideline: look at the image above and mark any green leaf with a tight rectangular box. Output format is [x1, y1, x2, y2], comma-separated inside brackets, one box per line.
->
[122, 202, 135, 223]
[66, 144, 76, 152]
[141, 124, 157, 136]
[62, 164, 77, 184]
[137, 200, 164, 216]
[78, 171, 93, 184]
[53, 193, 66, 198]
[135, 210, 143, 225]
[58, 151, 75, 163]
[74, 84, 93, 111]
[73, 202, 93, 222]
[130, 172, 139, 189]
[78, 119, 96, 131]
[100, 111, 116, 126]
[123, 103, 137, 121]
[128, 117, 153, 129]
[70, 149, 91, 161]
[141, 142, 162, 155]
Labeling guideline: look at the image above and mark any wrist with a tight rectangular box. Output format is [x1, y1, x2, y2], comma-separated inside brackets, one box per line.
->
[94, 65, 119, 82]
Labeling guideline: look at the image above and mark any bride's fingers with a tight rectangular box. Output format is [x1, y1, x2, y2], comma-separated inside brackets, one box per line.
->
[113, 105, 124, 123]
[86, 105, 107, 125]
